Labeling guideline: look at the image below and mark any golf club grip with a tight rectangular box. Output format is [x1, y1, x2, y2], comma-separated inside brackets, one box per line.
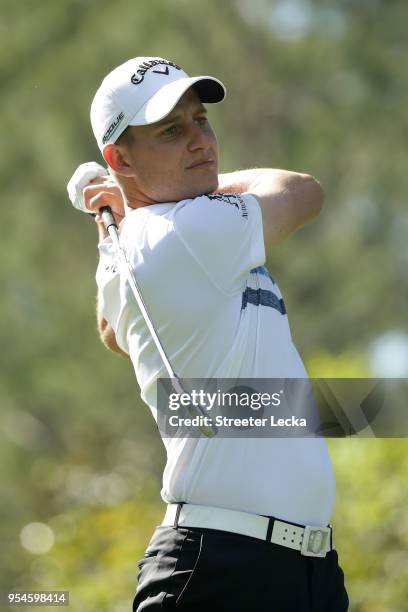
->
[100, 206, 117, 230]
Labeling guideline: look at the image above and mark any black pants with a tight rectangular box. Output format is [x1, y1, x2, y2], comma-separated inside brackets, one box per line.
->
[132, 525, 349, 611]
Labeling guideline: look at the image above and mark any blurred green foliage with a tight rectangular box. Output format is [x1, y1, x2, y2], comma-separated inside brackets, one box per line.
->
[1, 0, 407, 610]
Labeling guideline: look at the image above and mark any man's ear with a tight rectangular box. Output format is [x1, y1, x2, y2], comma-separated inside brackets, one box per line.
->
[103, 144, 134, 177]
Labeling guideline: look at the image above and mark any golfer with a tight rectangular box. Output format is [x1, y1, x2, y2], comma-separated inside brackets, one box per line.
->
[79, 56, 349, 611]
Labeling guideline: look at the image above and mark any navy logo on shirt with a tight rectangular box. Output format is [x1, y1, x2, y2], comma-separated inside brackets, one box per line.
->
[241, 287, 286, 315]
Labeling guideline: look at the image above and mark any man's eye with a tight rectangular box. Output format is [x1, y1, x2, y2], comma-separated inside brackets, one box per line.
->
[195, 116, 208, 125]
[162, 125, 179, 136]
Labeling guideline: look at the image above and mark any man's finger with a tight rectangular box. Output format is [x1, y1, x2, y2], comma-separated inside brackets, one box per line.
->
[88, 191, 117, 211]
[85, 187, 123, 213]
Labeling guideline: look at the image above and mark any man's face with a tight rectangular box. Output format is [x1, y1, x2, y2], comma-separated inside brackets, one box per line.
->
[118, 88, 219, 203]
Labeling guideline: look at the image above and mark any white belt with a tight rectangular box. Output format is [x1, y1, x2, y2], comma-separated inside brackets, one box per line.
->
[162, 503, 333, 558]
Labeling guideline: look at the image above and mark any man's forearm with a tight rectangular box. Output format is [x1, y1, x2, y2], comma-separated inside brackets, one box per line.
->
[216, 168, 274, 193]
[217, 168, 319, 197]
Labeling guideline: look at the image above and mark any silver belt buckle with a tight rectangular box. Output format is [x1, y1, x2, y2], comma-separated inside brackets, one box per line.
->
[300, 526, 331, 557]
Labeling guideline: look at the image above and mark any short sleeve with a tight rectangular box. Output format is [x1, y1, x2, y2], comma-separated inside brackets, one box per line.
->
[95, 237, 121, 330]
[173, 193, 265, 295]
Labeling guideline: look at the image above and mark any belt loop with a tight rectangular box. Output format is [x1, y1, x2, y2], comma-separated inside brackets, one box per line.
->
[265, 517, 274, 542]
[329, 524, 333, 550]
[173, 502, 184, 528]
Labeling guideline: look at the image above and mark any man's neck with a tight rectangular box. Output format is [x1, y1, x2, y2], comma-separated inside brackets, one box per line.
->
[114, 174, 159, 211]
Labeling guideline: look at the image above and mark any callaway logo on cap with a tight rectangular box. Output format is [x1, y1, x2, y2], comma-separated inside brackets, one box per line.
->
[90, 56, 226, 151]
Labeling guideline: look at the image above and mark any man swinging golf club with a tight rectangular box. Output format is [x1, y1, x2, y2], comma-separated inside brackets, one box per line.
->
[67, 56, 349, 611]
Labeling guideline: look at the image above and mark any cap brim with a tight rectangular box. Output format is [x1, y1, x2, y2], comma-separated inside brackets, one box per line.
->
[128, 76, 226, 126]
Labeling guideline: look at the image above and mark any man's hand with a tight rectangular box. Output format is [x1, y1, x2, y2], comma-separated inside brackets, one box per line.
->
[83, 175, 126, 228]
[67, 162, 126, 231]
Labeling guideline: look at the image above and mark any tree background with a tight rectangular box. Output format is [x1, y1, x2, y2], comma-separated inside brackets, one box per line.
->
[1, 1, 407, 610]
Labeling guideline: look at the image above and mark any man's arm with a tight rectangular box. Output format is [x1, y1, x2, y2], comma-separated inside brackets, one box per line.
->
[216, 168, 324, 250]
[67, 167, 128, 357]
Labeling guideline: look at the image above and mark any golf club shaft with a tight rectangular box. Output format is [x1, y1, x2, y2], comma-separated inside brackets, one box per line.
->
[100, 206, 217, 438]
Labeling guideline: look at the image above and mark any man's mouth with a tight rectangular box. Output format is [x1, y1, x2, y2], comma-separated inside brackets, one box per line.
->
[186, 159, 215, 169]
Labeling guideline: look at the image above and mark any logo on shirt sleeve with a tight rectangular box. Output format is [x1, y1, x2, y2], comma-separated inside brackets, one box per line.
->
[207, 193, 248, 219]
[104, 263, 118, 274]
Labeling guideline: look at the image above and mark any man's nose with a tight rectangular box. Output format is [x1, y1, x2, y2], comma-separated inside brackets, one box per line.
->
[187, 123, 211, 151]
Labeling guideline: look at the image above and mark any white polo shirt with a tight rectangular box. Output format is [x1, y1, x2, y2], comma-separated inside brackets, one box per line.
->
[96, 193, 336, 527]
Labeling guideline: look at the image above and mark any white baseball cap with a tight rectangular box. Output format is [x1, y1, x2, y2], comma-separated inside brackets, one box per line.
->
[90, 56, 226, 151]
